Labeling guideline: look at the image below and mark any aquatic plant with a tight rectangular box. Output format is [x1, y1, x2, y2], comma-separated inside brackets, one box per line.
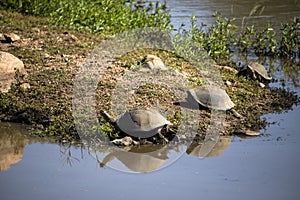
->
[279, 17, 300, 58]
[189, 13, 236, 61]
[187, 13, 299, 61]
[237, 25, 255, 54]
[253, 24, 277, 56]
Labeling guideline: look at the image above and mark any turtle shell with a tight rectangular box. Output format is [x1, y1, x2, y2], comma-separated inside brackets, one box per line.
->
[188, 85, 235, 110]
[116, 108, 170, 138]
[247, 62, 272, 81]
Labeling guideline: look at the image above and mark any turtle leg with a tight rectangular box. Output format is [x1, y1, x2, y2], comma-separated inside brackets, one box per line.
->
[100, 152, 116, 168]
[100, 110, 116, 124]
[158, 128, 169, 143]
[230, 109, 242, 118]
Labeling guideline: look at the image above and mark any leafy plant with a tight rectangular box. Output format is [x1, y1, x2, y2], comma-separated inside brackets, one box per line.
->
[188, 13, 237, 61]
[280, 17, 300, 58]
[0, 0, 171, 34]
[186, 12, 299, 62]
[237, 25, 255, 54]
[253, 24, 277, 56]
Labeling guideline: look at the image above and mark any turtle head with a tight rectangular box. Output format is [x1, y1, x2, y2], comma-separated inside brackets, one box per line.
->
[246, 64, 257, 80]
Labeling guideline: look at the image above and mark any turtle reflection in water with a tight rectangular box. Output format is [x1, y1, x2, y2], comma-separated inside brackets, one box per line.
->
[101, 108, 172, 142]
[187, 85, 242, 118]
[99, 144, 170, 173]
[186, 136, 233, 158]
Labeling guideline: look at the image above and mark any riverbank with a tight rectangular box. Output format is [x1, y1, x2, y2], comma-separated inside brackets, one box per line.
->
[0, 10, 299, 143]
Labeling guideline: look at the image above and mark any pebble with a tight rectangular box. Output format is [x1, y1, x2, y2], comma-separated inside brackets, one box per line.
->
[111, 136, 138, 146]
[143, 54, 167, 70]
[259, 82, 265, 88]
[4, 33, 21, 42]
[225, 80, 232, 86]
[234, 130, 260, 136]
[20, 83, 30, 90]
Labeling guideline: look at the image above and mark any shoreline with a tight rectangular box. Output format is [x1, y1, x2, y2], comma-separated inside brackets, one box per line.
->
[0, 10, 299, 143]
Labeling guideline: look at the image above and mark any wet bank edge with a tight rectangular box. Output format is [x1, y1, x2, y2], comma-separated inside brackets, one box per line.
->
[0, 10, 299, 145]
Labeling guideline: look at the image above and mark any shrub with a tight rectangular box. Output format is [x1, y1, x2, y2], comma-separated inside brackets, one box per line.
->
[0, 0, 171, 34]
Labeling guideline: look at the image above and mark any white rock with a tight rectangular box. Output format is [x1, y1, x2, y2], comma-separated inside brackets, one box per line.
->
[0, 51, 26, 93]
[112, 136, 134, 146]
[143, 54, 168, 70]
[259, 82, 265, 88]
[4, 33, 21, 42]
[225, 80, 232, 86]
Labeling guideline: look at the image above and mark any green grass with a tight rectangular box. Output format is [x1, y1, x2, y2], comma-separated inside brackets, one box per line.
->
[0, 0, 171, 34]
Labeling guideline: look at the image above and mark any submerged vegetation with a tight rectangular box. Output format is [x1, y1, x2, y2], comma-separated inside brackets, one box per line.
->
[0, 1, 299, 143]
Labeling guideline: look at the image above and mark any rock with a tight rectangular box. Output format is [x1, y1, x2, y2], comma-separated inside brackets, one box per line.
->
[111, 136, 138, 146]
[259, 82, 265, 88]
[234, 130, 261, 137]
[0, 51, 27, 93]
[0, 33, 4, 41]
[215, 65, 239, 74]
[225, 80, 232, 86]
[180, 135, 187, 140]
[31, 28, 40, 33]
[3, 33, 21, 43]
[69, 34, 78, 42]
[20, 83, 30, 90]
[143, 54, 167, 70]
[244, 130, 260, 136]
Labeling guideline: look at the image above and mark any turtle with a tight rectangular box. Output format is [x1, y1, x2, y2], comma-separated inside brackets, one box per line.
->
[242, 62, 272, 82]
[187, 85, 242, 118]
[101, 108, 171, 142]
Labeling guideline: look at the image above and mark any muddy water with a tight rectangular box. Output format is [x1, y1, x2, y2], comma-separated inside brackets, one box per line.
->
[1, 1, 300, 200]
[167, 0, 300, 30]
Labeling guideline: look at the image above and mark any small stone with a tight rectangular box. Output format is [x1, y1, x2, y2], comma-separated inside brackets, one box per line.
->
[69, 34, 78, 41]
[20, 83, 30, 90]
[234, 130, 260, 137]
[32, 28, 40, 33]
[180, 135, 187, 140]
[36, 124, 44, 129]
[259, 82, 265, 88]
[225, 80, 232, 86]
[132, 140, 139, 145]
[112, 136, 134, 146]
[244, 130, 260, 136]
[4, 33, 21, 43]
[143, 54, 167, 70]
[231, 109, 242, 118]
[215, 65, 239, 74]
